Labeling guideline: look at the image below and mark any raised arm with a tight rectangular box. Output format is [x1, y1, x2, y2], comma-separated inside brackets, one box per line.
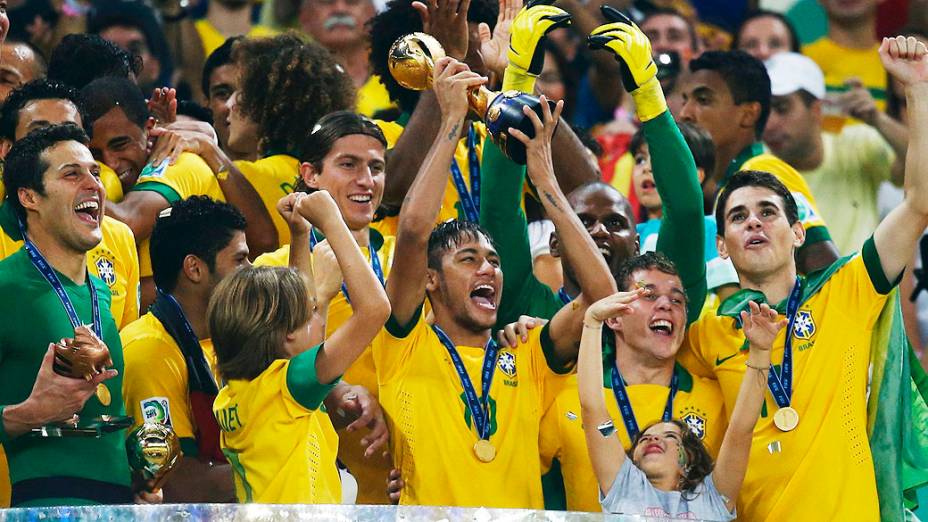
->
[873, 37, 928, 282]
[579, 290, 644, 495]
[296, 191, 390, 384]
[713, 302, 783, 511]
[277, 192, 325, 345]
[386, 58, 487, 325]
[509, 98, 616, 363]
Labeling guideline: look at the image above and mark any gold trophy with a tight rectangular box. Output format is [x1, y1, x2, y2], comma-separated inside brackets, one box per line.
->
[126, 422, 182, 492]
[388, 32, 556, 165]
[31, 325, 133, 437]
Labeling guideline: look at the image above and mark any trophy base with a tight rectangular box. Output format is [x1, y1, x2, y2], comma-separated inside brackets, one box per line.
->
[484, 91, 558, 165]
[30, 415, 134, 438]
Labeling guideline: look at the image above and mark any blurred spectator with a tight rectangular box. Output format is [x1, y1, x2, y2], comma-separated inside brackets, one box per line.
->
[0, 39, 46, 106]
[300, 0, 392, 116]
[734, 10, 800, 62]
[803, 0, 885, 132]
[201, 37, 255, 161]
[88, 0, 175, 94]
[763, 52, 904, 255]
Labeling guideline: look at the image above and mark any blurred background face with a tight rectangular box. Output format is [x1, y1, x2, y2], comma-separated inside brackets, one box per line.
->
[737, 16, 793, 62]
[98, 25, 160, 91]
[535, 51, 566, 102]
[642, 13, 696, 67]
[818, 0, 879, 25]
[763, 92, 821, 164]
[207, 63, 237, 149]
[0, 42, 41, 105]
[300, 0, 375, 50]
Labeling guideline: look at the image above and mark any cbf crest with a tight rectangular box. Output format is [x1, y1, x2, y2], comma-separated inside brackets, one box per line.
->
[497, 350, 516, 377]
[681, 410, 707, 440]
[95, 256, 117, 287]
[792, 310, 815, 340]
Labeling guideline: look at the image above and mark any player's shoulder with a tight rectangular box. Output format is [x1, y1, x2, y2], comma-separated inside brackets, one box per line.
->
[120, 313, 173, 350]
[171, 152, 214, 176]
[253, 244, 290, 267]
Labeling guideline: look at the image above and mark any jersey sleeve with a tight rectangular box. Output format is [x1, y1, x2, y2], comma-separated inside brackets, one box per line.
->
[742, 155, 831, 246]
[120, 331, 196, 441]
[647, 111, 707, 323]
[112, 221, 140, 329]
[284, 344, 340, 411]
[371, 306, 428, 385]
[479, 138, 561, 327]
[836, 236, 899, 311]
[374, 120, 404, 149]
[132, 153, 224, 204]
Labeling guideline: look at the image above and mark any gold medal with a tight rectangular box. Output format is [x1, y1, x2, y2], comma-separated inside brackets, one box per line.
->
[96, 383, 111, 407]
[473, 440, 496, 463]
[773, 406, 799, 432]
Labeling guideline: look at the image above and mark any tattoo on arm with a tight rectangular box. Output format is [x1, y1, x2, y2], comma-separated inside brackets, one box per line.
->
[447, 123, 460, 141]
[543, 190, 561, 211]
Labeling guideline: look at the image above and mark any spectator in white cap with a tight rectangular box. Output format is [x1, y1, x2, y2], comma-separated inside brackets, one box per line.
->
[762, 51, 906, 255]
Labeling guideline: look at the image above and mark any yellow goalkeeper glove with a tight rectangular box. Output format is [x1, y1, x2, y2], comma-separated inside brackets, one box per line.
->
[503, 0, 571, 93]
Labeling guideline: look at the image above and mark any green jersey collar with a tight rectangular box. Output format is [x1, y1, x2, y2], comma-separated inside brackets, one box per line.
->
[723, 141, 765, 187]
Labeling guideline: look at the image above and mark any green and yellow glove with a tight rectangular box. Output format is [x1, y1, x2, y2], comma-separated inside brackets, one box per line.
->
[588, 6, 667, 122]
[503, 0, 571, 94]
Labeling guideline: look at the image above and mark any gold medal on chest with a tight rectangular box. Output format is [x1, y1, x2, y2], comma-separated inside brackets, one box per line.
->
[473, 439, 496, 463]
[773, 406, 799, 432]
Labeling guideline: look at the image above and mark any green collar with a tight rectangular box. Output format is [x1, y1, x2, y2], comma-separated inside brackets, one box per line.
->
[397, 111, 412, 127]
[0, 202, 22, 241]
[600, 330, 694, 392]
[310, 226, 385, 252]
[722, 141, 765, 188]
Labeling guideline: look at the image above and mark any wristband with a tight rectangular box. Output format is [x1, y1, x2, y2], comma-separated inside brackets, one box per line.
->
[745, 361, 771, 371]
[630, 77, 667, 123]
[502, 65, 537, 95]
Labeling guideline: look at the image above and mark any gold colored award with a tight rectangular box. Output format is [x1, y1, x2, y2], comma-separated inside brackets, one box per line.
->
[96, 383, 112, 406]
[773, 406, 799, 432]
[127, 422, 182, 491]
[473, 439, 496, 463]
[388, 33, 556, 165]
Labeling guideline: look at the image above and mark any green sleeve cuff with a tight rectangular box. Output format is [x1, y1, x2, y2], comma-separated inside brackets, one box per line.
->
[0, 405, 10, 444]
[131, 181, 182, 204]
[801, 225, 832, 247]
[862, 236, 900, 295]
[286, 344, 340, 410]
[540, 324, 574, 375]
[384, 305, 423, 339]
[179, 437, 199, 458]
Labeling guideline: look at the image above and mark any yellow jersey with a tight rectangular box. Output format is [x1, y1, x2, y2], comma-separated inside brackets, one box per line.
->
[234, 154, 298, 248]
[254, 229, 396, 503]
[194, 19, 277, 58]
[803, 37, 886, 131]
[121, 312, 220, 456]
[99, 162, 123, 202]
[130, 152, 225, 278]
[213, 345, 341, 504]
[357, 75, 395, 118]
[371, 120, 486, 238]
[678, 238, 892, 520]
[373, 316, 570, 508]
[539, 364, 726, 512]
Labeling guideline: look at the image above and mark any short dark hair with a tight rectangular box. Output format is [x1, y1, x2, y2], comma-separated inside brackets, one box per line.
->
[202, 36, 240, 99]
[715, 170, 798, 236]
[4, 123, 90, 224]
[299, 110, 387, 174]
[369, 0, 498, 113]
[47, 34, 143, 89]
[233, 32, 355, 156]
[0, 79, 87, 141]
[630, 418, 714, 499]
[689, 50, 771, 139]
[615, 251, 681, 294]
[734, 10, 801, 54]
[641, 7, 699, 51]
[150, 196, 247, 294]
[87, 0, 175, 87]
[80, 76, 150, 130]
[427, 219, 496, 271]
[176, 100, 214, 125]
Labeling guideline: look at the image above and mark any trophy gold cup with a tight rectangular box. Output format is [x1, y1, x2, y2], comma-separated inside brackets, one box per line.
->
[30, 325, 133, 438]
[388, 32, 556, 165]
[126, 422, 182, 492]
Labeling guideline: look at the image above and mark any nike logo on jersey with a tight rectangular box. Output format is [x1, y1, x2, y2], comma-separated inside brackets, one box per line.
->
[715, 351, 739, 366]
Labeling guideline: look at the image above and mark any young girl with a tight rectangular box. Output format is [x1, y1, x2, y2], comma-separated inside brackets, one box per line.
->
[208, 190, 390, 504]
[579, 289, 781, 518]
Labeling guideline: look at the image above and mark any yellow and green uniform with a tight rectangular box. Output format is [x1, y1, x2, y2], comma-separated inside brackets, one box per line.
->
[121, 312, 220, 456]
[372, 120, 487, 238]
[254, 228, 396, 503]
[803, 38, 886, 131]
[194, 19, 277, 58]
[234, 154, 298, 248]
[99, 162, 123, 203]
[725, 142, 832, 248]
[213, 345, 341, 504]
[539, 363, 726, 512]
[130, 152, 225, 278]
[373, 313, 571, 508]
[357, 75, 395, 118]
[678, 237, 895, 520]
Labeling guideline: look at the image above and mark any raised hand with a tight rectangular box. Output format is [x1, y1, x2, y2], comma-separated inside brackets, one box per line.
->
[739, 301, 786, 353]
[497, 315, 548, 347]
[412, 0, 472, 60]
[507, 0, 571, 78]
[588, 7, 656, 93]
[312, 239, 344, 304]
[507, 95, 563, 178]
[296, 190, 343, 232]
[147, 87, 177, 125]
[586, 287, 647, 323]
[276, 192, 310, 236]
[478, 0, 523, 79]
[880, 35, 928, 87]
[432, 56, 487, 120]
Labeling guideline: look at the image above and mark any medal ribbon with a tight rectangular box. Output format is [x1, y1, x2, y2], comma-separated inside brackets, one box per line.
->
[766, 277, 803, 408]
[19, 220, 101, 337]
[449, 125, 481, 223]
[610, 365, 679, 440]
[309, 228, 385, 303]
[557, 287, 573, 305]
[432, 324, 499, 440]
